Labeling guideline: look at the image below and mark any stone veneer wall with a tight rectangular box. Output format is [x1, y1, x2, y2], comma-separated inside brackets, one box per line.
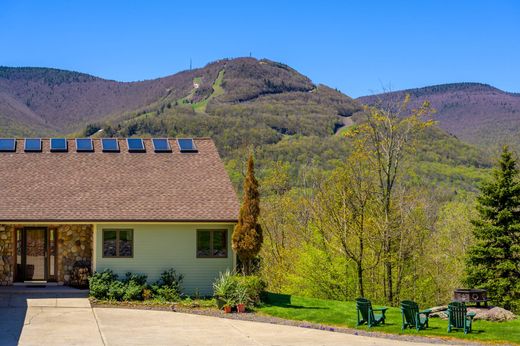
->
[0, 225, 15, 285]
[0, 224, 92, 285]
[57, 225, 93, 284]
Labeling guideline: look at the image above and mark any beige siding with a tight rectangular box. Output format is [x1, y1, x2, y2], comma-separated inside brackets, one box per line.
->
[94, 223, 235, 295]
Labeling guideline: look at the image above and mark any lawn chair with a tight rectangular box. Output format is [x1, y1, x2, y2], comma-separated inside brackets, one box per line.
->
[447, 301, 476, 334]
[356, 297, 388, 327]
[400, 300, 431, 331]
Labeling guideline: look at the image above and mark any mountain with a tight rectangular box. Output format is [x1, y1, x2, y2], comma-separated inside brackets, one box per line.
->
[0, 65, 223, 135]
[0, 58, 359, 140]
[357, 83, 520, 152]
[0, 58, 495, 195]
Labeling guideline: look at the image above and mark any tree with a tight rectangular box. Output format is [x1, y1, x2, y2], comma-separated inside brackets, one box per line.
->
[347, 94, 435, 304]
[311, 151, 379, 298]
[465, 146, 520, 312]
[232, 154, 263, 275]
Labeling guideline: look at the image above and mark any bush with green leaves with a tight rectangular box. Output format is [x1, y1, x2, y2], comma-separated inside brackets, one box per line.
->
[212, 271, 266, 307]
[151, 268, 184, 301]
[122, 272, 148, 286]
[152, 286, 181, 301]
[89, 268, 186, 302]
[157, 268, 184, 291]
[107, 280, 126, 301]
[89, 269, 118, 299]
[213, 270, 237, 301]
[233, 275, 266, 306]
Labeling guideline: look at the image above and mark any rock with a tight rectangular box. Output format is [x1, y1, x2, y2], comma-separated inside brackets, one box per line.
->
[429, 305, 448, 313]
[430, 305, 516, 322]
[470, 307, 517, 322]
[430, 311, 448, 319]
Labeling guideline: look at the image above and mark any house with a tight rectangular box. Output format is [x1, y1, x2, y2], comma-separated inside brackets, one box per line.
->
[0, 137, 239, 295]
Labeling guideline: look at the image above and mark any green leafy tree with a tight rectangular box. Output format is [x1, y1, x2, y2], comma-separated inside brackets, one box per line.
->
[233, 154, 263, 275]
[465, 146, 520, 312]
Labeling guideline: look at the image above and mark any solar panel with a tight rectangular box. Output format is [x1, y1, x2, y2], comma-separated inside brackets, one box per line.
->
[24, 138, 42, 152]
[50, 138, 68, 152]
[102, 138, 119, 152]
[177, 138, 198, 153]
[127, 138, 145, 152]
[76, 138, 94, 152]
[0, 138, 16, 152]
[152, 138, 171, 152]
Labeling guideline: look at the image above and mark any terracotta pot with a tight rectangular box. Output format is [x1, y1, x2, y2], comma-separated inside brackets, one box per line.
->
[237, 303, 246, 313]
[223, 305, 232, 313]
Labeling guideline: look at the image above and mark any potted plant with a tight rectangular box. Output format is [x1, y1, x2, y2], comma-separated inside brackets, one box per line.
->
[223, 297, 234, 313]
[235, 285, 249, 313]
[213, 270, 235, 309]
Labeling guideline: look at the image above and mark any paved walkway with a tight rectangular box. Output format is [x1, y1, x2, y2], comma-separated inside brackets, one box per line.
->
[0, 291, 452, 346]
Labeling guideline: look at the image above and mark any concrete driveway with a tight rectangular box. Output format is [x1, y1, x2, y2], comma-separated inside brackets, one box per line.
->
[0, 291, 446, 346]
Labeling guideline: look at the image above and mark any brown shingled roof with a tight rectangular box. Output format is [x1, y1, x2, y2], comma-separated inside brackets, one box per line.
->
[0, 138, 239, 222]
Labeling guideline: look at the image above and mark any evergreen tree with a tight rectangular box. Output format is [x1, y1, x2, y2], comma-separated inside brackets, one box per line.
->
[465, 146, 520, 312]
[232, 154, 263, 275]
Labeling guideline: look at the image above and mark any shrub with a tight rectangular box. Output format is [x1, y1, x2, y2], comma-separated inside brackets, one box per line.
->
[123, 281, 145, 301]
[108, 280, 126, 301]
[89, 268, 185, 302]
[213, 270, 237, 300]
[212, 272, 266, 308]
[153, 286, 181, 302]
[157, 268, 184, 291]
[142, 288, 153, 300]
[235, 284, 249, 305]
[89, 269, 118, 299]
[233, 275, 266, 306]
[122, 272, 148, 286]
[151, 268, 185, 302]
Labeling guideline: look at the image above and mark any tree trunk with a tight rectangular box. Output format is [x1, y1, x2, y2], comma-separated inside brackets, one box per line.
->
[357, 260, 364, 298]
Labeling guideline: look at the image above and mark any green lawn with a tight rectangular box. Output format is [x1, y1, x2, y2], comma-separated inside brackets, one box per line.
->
[257, 293, 520, 345]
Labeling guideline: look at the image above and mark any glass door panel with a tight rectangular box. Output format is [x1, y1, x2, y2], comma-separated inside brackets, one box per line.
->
[25, 229, 47, 281]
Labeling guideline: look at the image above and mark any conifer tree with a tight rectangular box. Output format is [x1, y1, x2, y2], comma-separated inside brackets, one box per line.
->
[232, 154, 263, 275]
[465, 146, 520, 312]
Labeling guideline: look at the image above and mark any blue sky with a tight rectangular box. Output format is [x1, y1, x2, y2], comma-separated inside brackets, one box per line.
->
[1, 1, 519, 97]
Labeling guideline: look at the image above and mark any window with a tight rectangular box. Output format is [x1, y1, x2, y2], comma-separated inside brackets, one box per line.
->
[50, 138, 68, 152]
[197, 230, 227, 258]
[0, 138, 16, 152]
[24, 138, 42, 152]
[177, 138, 198, 153]
[76, 138, 94, 152]
[102, 138, 119, 152]
[103, 229, 133, 257]
[152, 138, 171, 152]
[127, 138, 145, 152]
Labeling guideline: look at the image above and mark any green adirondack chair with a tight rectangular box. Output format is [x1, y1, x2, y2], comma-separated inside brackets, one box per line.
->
[356, 298, 388, 327]
[447, 301, 476, 334]
[400, 300, 432, 331]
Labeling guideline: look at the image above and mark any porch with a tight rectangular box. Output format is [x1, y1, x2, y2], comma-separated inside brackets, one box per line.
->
[0, 224, 93, 286]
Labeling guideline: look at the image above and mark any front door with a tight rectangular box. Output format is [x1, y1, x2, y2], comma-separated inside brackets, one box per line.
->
[15, 228, 51, 281]
[24, 228, 47, 281]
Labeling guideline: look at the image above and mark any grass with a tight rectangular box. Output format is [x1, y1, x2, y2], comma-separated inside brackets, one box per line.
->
[257, 293, 520, 345]
[193, 69, 225, 113]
